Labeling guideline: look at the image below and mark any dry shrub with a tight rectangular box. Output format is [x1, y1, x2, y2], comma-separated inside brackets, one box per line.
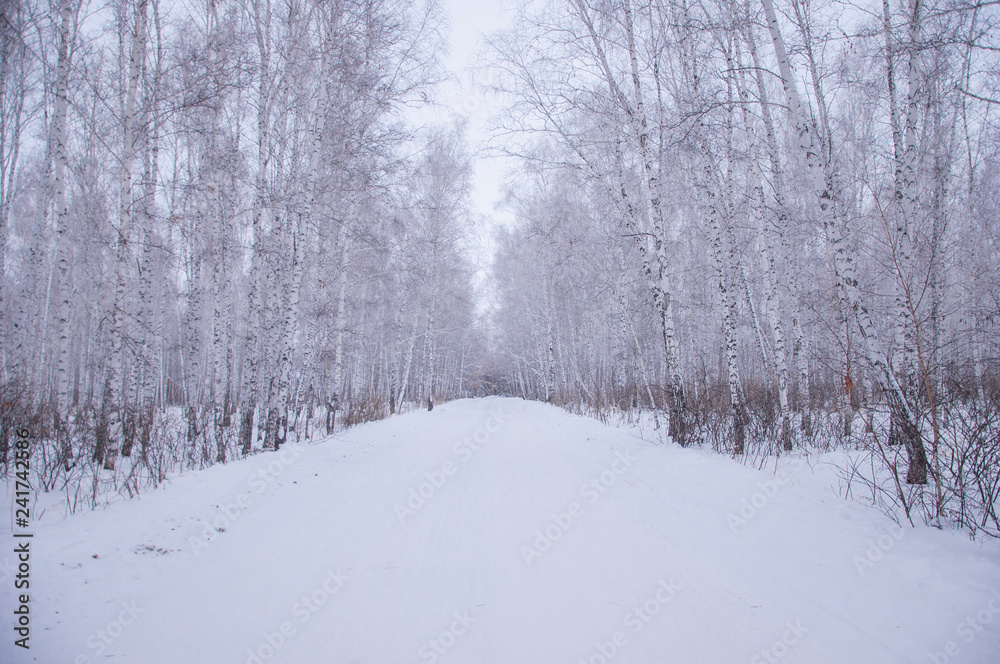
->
[342, 393, 389, 428]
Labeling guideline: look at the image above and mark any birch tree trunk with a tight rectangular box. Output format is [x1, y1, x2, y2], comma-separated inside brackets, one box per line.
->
[743, 15, 811, 435]
[397, 314, 420, 410]
[751, 155, 792, 450]
[273, 15, 334, 448]
[423, 283, 439, 410]
[241, 0, 289, 454]
[104, 0, 149, 468]
[889, 0, 922, 453]
[0, 3, 28, 365]
[699, 153, 746, 454]
[330, 221, 351, 425]
[52, 0, 78, 468]
[545, 292, 554, 403]
[731, 25, 792, 448]
[388, 308, 403, 415]
[133, 0, 162, 459]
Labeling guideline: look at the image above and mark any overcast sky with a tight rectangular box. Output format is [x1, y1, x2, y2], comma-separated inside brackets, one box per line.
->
[428, 0, 519, 306]
[436, 0, 517, 222]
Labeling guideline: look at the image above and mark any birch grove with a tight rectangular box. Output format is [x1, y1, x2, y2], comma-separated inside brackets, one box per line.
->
[0, 0, 480, 501]
[484, 0, 999, 531]
[0, 0, 998, 535]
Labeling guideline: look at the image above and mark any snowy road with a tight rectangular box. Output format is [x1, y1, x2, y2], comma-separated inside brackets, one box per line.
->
[5, 397, 1000, 663]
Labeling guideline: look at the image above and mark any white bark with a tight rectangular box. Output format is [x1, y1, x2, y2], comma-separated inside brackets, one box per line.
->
[52, 0, 78, 457]
[397, 314, 420, 409]
[331, 222, 351, 409]
[0, 4, 27, 360]
[274, 14, 336, 444]
[698, 150, 745, 453]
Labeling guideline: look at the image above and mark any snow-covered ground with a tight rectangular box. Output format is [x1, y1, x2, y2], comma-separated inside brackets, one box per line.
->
[3, 396, 999, 663]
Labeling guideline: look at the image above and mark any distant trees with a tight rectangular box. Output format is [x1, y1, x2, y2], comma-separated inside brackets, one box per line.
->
[0, 0, 480, 506]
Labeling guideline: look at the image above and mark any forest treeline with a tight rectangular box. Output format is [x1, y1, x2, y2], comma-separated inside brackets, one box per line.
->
[0, 0, 483, 505]
[0, 0, 998, 535]
[484, 0, 999, 533]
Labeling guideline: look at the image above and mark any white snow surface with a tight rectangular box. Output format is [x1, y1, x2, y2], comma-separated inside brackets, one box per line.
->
[3, 397, 1000, 663]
